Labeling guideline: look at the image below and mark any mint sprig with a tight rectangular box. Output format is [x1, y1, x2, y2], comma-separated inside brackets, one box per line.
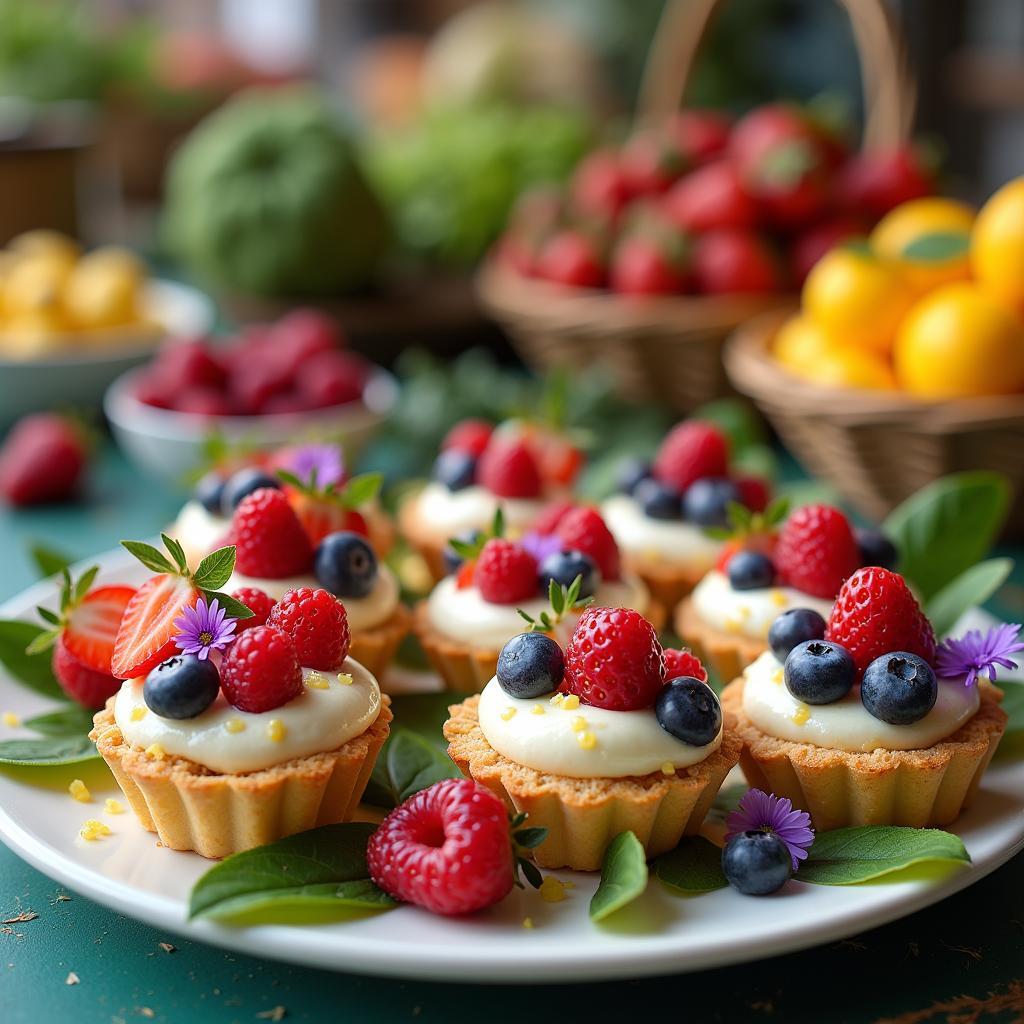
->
[705, 496, 790, 542]
[276, 468, 383, 511]
[447, 507, 506, 562]
[518, 574, 593, 633]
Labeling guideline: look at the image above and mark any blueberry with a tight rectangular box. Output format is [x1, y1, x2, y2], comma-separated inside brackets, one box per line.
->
[220, 467, 281, 515]
[784, 639, 856, 705]
[768, 608, 827, 662]
[655, 676, 722, 746]
[617, 458, 652, 496]
[681, 477, 741, 528]
[314, 531, 378, 598]
[194, 471, 226, 515]
[727, 550, 775, 591]
[722, 831, 792, 895]
[443, 529, 483, 576]
[634, 477, 681, 520]
[538, 549, 599, 598]
[433, 449, 477, 491]
[856, 528, 899, 571]
[861, 652, 937, 725]
[496, 633, 564, 698]
[143, 655, 220, 719]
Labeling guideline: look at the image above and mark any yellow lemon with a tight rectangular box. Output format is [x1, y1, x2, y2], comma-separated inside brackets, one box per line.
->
[0, 310, 70, 358]
[7, 230, 81, 265]
[63, 249, 144, 330]
[3, 256, 72, 316]
[795, 345, 896, 391]
[894, 282, 1024, 398]
[971, 177, 1024, 315]
[802, 245, 913, 356]
[773, 314, 836, 371]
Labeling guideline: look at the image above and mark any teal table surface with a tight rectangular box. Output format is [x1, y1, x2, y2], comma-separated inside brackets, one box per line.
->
[2, 447, 1023, 1024]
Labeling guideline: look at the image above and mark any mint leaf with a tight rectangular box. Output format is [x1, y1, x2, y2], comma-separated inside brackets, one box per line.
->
[192, 547, 237, 592]
[161, 534, 189, 573]
[654, 836, 728, 895]
[121, 541, 175, 575]
[23, 705, 97, 737]
[382, 730, 461, 806]
[795, 826, 970, 885]
[590, 831, 648, 923]
[0, 734, 99, 766]
[341, 472, 383, 509]
[0, 621, 63, 698]
[926, 558, 1013, 636]
[30, 543, 74, 578]
[188, 823, 395, 923]
[201, 591, 254, 620]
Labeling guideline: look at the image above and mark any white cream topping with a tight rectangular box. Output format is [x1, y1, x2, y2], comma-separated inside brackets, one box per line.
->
[426, 572, 650, 649]
[114, 659, 382, 774]
[413, 482, 545, 538]
[225, 565, 400, 632]
[601, 494, 723, 572]
[691, 570, 835, 641]
[741, 650, 980, 753]
[173, 500, 229, 566]
[477, 677, 721, 778]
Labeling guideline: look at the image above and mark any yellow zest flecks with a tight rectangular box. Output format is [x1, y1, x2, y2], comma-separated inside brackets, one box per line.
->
[736, 605, 751, 621]
[548, 693, 565, 707]
[225, 718, 245, 734]
[500, 707, 517, 721]
[570, 716, 587, 733]
[792, 703, 810, 726]
[771, 590, 790, 607]
[522, 916, 534, 929]
[560, 694, 580, 710]
[661, 762, 676, 776]
[2, 711, 19, 728]
[576, 730, 597, 750]
[305, 671, 329, 690]
[642, 547, 661, 564]
[68, 779, 91, 803]
[724, 617, 743, 636]
[79, 819, 111, 841]
[337, 673, 354, 686]
[145, 743, 165, 760]
[539, 877, 567, 903]
[771, 668, 784, 686]
[531, 704, 546, 716]
[104, 798, 124, 815]
[130, 706, 147, 722]
[267, 719, 286, 742]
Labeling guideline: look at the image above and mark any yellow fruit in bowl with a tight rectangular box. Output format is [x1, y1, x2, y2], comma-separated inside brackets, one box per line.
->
[7, 229, 81, 265]
[794, 345, 896, 391]
[773, 314, 836, 370]
[0, 310, 70, 358]
[802, 245, 913, 356]
[971, 177, 1024, 315]
[63, 247, 144, 330]
[894, 282, 1024, 398]
[3, 256, 72, 316]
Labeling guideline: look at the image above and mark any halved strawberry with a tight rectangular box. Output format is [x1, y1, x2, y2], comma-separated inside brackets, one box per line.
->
[64, 585, 136, 673]
[111, 574, 199, 680]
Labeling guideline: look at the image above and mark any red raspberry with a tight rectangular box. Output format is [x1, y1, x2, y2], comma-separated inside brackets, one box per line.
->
[774, 504, 860, 600]
[563, 607, 665, 711]
[173, 387, 233, 416]
[296, 351, 368, 408]
[157, 339, 226, 391]
[220, 625, 303, 713]
[664, 647, 708, 682]
[825, 567, 936, 680]
[367, 778, 514, 916]
[556, 507, 621, 581]
[232, 587, 275, 631]
[474, 539, 538, 604]
[267, 587, 350, 670]
[477, 439, 543, 499]
[229, 488, 313, 579]
[736, 475, 771, 513]
[52, 636, 120, 709]
[533, 499, 574, 536]
[652, 421, 729, 493]
[442, 419, 493, 458]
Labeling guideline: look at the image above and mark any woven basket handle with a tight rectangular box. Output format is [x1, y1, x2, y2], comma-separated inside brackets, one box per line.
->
[636, 0, 916, 149]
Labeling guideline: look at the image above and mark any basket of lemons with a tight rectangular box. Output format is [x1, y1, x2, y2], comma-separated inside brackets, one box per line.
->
[726, 178, 1024, 532]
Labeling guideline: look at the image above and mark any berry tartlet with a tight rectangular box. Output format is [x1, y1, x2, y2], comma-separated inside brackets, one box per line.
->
[89, 538, 392, 859]
[601, 420, 770, 610]
[399, 418, 583, 581]
[720, 567, 1012, 830]
[415, 506, 659, 692]
[444, 608, 742, 870]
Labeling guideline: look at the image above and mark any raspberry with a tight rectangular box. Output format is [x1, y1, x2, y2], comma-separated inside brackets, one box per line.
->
[774, 504, 860, 599]
[736, 475, 771, 513]
[442, 419, 493, 458]
[367, 778, 514, 916]
[652, 421, 729, 493]
[477, 439, 542, 499]
[267, 587, 350, 670]
[563, 607, 665, 711]
[664, 647, 708, 682]
[556, 507, 620, 581]
[173, 387, 233, 416]
[825, 567, 936, 679]
[220, 625, 303, 713]
[533, 499, 574, 536]
[474, 539, 538, 604]
[157, 339, 226, 391]
[229, 488, 313, 579]
[296, 351, 367, 408]
[52, 636, 120, 709]
[232, 588, 275, 631]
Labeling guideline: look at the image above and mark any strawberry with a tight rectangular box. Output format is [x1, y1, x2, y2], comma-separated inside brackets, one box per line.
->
[533, 499, 574, 536]
[229, 488, 314, 578]
[773, 504, 860, 600]
[536, 230, 605, 289]
[570, 150, 632, 224]
[611, 231, 691, 295]
[664, 162, 757, 233]
[836, 145, 934, 219]
[477, 439, 543, 499]
[111, 573, 199, 679]
[442, 419, 493, 458]
[220, 625, 303, 713]
[0, 414, 87, 506]
[555, 507, 620, 581]
[693, 229, 781, 294]
[668, 110, 732, 165]
[653, 421, 729, 493]
[621, 129, 691, 195]
[52, 636, 120, 708]
[825, 567, 937, 679]
[664, 647, 708, 682]
[474, 539, 538, 604]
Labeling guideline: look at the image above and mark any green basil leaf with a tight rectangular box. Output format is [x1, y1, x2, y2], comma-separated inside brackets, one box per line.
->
[188, 823, 395, 923]
[23, 705, 97, 737]
[926, 558, 1014, 637]
[590, 831, 648, 923]
[385, 730, 461, 805]
[794, 826, 970, 885]
[341, 472, 383, 509]
[883, 472, 1011, 600]
[654, 836, 728, 895]
[192, 546, 237, 592]
[121, 541, 175, 575]
[902, 231, 970, 262]
[0, 733, 99, 766]
[201, 591, 254, 620]
[0, 621, 63, 698]
[30, 543, 74, 578]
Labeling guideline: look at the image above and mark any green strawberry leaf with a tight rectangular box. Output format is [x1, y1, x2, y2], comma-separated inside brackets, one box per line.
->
[590, 831, 648, 923]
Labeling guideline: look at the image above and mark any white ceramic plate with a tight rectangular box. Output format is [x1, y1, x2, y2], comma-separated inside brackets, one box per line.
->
[1, 548, 1022, 983]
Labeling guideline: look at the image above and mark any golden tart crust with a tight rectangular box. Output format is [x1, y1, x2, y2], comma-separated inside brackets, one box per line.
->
[622, 555, 706, 613]
[675, 595, 769, 683]
[349, 603, 412, 685]
[398, 494, 451, 583]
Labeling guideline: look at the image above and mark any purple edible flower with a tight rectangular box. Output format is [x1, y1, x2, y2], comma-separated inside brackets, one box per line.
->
[282, 443, 345, 489]
[935, 623, 1024, 688]
[173, 597, 237, 661]
[520, 530, 563, 565]
[726, 789, 815, 871]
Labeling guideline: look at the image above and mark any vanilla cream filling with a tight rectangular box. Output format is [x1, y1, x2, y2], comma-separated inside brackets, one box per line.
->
[413, 482, 545, 538]
[477, 677, 721, 778]
[601, 494, 723, 572]
[691, 570, 835, 641]
[741, 650, 979, 753]
[426, 572, 650, 649]
[225, 565, 399, 632]
[173, 500, 229, 566]
[114, 659, 382, 774]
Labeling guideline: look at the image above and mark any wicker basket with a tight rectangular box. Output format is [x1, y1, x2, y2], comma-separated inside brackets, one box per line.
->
[725, 311, 1024, 535]
[477, 0, 916, 413]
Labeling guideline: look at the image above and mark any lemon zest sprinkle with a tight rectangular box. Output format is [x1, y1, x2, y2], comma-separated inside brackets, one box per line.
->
[130, 706, 147, 721]
[531, 705, 545, 716]
[305, 671, 329, 690]
[267, 719, 287, 742]
[225, 718, 245, 734]
[792, 703, 810, 726]
[661, 762, 676, 776]
[548, 693, 564, 707]
[570, 716, 587, 732]
[770, 590, 789, 607]
[576, 731, 597, 750]
[2, 711, 19, 728]
[560, 694, 580, 710]
[337, 673, 354, 686]
[539, 877, 567, 903]
[79, 819, 110, 841]
[145, 743, 165, 760]
[104, 798, 124, 814]
[771, 668, 784, 685]
[522, 916, 534, 929]
[723, 617, 743, 635]
[737, 605, 751, 620]
[500, 707, 516, 721]
[68, 779, 91, 802]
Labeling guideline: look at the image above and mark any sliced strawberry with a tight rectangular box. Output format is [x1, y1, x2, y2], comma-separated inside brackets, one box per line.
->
[111, 574, 199, 680]
[63, 585, 136, 674]
[286, 489, 370, 547]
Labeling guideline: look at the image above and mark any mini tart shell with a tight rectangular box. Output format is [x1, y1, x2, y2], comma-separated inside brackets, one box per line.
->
[444, 694, 742, 871]
[349, 603, 412, 685]
[675, 596, 768, 683]
[398, 494, 452, 583]
[413, 598, 667, 694]
[720, 678, 1006, 831]
[89, 697, 392, 860]
[621, 556, 707, 612]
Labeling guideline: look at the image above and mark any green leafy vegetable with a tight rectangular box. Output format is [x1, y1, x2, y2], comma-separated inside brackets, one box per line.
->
[926, 559, 1014, 636]
[0, 621, 63, 699]
[590, 831, 648, 923]
[654, 836, 728, 895]
[22, 705, 96, 737]
[0, 733, 99, 766]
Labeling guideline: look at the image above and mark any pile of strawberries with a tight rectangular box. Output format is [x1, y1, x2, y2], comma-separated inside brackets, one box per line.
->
[133, 308, 373, 417]
[496, 103, 935, 295]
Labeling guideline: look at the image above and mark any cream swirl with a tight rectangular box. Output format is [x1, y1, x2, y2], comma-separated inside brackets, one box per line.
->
[600, 494, 723, 572]
[413, 482, 545, 538]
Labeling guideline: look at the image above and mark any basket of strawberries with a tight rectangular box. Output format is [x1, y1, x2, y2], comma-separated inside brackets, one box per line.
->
[477, 0, 926, 413]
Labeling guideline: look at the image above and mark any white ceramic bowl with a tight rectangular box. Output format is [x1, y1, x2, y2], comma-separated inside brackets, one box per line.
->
[104, 362, 398, 485]
[0, 280, 214, 423]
